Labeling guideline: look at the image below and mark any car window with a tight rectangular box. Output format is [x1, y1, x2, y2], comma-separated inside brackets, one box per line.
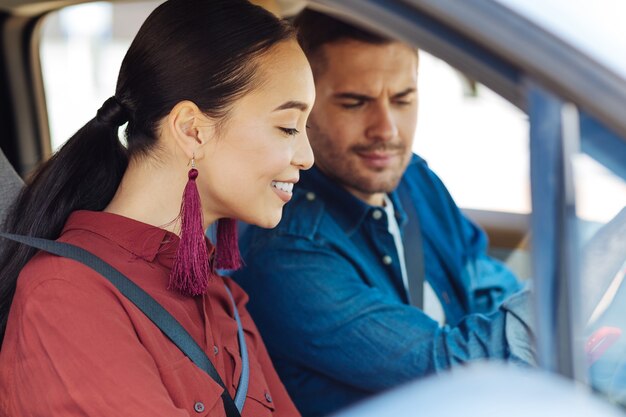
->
[415, 52, 529, 214]
[574, 114, 626, 399]
[40, 1, 160, 151]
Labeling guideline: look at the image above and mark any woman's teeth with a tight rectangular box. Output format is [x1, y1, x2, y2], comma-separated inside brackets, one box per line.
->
[271, 181, 293, 194]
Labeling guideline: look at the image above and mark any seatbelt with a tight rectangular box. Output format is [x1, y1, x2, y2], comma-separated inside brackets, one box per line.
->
[223, 285, 249, 411]
[0, 232, 247, 417]
[397, 186, 425, 309]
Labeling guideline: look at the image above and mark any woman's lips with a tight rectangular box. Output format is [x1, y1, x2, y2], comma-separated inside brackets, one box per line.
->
[271, 180, 295, 203]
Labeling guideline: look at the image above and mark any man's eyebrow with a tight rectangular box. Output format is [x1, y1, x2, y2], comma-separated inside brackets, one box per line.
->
[333, 88, 417, 101]
[273, 101, 309, 112]
[392, 88, 417, 99]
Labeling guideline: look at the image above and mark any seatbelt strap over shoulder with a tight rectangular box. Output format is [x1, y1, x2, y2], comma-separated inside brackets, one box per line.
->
[397, 186, 426, 309]
[0, 232, 247, 417]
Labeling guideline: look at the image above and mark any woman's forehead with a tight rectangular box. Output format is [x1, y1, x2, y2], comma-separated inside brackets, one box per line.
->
[237, 41, 315, 112]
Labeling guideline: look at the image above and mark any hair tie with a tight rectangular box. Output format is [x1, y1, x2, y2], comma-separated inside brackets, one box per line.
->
[96, 96, 130, 127]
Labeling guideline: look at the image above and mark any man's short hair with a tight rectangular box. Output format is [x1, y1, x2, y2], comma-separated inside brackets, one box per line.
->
[293, 8, 393, 70]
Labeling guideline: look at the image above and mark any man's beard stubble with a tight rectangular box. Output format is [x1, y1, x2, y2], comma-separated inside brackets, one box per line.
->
[311, 129, 410, 196]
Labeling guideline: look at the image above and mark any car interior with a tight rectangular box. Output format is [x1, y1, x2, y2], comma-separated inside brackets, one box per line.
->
[1, 0, 625, 413]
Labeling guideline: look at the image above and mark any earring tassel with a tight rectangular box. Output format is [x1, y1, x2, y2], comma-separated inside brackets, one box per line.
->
[170, 168, 211, 296]
[216, 217, 242, 270]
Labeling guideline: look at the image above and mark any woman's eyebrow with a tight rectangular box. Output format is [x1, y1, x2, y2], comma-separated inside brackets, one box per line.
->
[273, 100, 309, 112]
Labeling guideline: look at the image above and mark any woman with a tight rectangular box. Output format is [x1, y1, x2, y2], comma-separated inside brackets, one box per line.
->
[0, 0, 314, 415]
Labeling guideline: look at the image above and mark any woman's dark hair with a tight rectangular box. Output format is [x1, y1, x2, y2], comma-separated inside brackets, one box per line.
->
[0, 0, 294, 344]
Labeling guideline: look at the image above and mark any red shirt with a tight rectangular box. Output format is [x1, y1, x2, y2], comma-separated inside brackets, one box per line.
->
[0, 211, 300, 417]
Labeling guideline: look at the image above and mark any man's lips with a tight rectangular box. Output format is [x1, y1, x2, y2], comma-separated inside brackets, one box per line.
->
[354, 149, 402, 168]
[356, 150, 395, 159]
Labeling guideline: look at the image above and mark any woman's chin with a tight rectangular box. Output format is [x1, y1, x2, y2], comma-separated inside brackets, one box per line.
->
[251, 213, 282, 229]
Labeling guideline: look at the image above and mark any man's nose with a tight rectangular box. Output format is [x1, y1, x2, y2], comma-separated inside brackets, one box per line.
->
[292, 131, 315, 170]
[366, 103, 398, 142]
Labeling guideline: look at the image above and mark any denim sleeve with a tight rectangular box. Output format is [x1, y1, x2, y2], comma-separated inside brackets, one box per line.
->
[501, 288, 536, 365]
[238, 235, 534, 393]
[462, 251, 523, 315]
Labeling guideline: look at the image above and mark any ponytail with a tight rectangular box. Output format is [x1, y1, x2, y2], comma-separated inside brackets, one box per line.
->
[0, 97, 129, 344]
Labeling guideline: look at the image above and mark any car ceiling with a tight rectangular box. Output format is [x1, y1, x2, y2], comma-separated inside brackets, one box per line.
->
[0, 0, 308, 16]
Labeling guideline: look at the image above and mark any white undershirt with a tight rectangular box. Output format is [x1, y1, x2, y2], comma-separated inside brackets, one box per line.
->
[383, 195, 446, 325]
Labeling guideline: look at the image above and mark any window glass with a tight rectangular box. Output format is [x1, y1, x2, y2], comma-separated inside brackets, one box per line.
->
[414, 53, 530, 214]
[573, 119, 626, 401]
[40, 1, 160, 150]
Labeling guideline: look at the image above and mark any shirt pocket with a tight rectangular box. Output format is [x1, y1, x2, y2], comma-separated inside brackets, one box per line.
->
[224, 345, 276, 416]
[158, 356, 225, 416]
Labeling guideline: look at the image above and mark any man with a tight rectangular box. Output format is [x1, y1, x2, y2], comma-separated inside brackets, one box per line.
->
[233, 9, 533, 417]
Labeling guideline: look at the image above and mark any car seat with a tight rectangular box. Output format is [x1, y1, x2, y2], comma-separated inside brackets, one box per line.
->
[0, 148, 24, 227]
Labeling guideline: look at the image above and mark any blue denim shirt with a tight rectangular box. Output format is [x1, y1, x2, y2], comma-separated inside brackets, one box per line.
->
[233, 155, 532, 417]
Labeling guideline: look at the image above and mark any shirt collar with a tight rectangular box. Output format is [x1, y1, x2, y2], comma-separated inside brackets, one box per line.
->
[299, 166, 371, 235]
[388, 188, 409, 229]
[60, 210, 198, 266]
[299, 163, 412, 235]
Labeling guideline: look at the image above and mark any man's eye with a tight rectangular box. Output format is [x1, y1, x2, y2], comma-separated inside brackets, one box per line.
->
[394, 100, 413, 106]
[339, 101, 364, 109]
[279, 127, 300, 136]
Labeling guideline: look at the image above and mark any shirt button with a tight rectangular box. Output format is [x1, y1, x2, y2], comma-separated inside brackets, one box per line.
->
[382, 255, 392, 265]
[264, 391, 273, 403]
[372, 210, 383, 220]
[306, 192, 316, 201]
[194, 401, 205, 413]
[213, 345, 219, 355]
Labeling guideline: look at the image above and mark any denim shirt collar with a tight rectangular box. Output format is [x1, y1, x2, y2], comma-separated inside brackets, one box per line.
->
[299, 165, 409, 236]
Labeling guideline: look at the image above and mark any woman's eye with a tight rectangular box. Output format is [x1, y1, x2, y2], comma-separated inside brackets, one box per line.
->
[279, 127, 300, 137]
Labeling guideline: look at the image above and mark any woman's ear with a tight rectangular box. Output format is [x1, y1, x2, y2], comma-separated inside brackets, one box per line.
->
[166, 100, 216, 160]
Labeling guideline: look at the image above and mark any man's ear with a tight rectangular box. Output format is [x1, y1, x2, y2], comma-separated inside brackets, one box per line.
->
[166, 100, 216, 161]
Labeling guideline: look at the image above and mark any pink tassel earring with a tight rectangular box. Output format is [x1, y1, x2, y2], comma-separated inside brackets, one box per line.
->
[169, 156, 211, 296]
[215, 218, 242, 270]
